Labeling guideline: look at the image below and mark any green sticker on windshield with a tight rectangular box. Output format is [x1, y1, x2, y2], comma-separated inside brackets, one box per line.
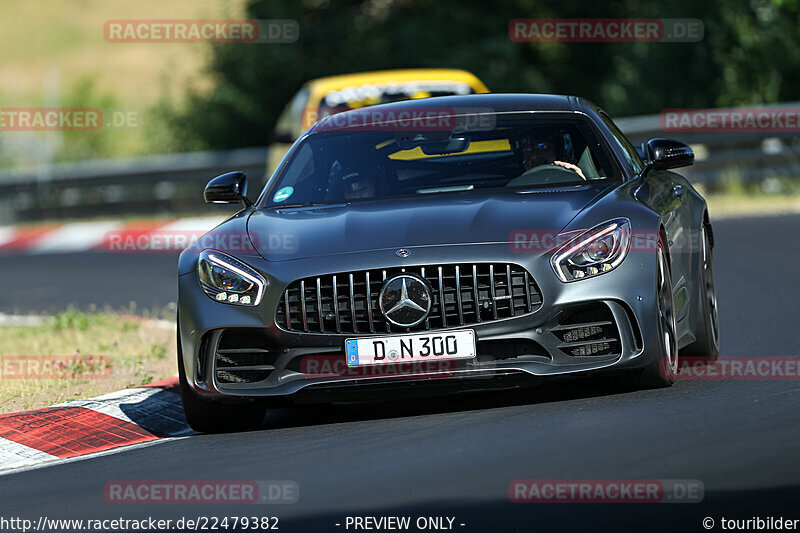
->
[273, 186, 294, 202]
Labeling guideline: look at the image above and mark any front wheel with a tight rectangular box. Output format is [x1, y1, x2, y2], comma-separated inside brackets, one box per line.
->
[681, 223, 720, 362]
[178, 329, 266, 433]
[629, 242, 678, 389]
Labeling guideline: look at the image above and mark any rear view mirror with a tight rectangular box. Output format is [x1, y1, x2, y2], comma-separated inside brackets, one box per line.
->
[395, 133, 471, 155]
[420, 136, 471, 155]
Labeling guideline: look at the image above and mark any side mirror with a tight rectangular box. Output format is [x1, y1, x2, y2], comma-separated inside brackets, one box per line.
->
[640, 139, 694, 178]
[204, 171, 252, 207]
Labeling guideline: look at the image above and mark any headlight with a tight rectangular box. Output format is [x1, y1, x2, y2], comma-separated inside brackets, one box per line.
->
[198, 250, 266, 305]
[550, 218, 631, 282]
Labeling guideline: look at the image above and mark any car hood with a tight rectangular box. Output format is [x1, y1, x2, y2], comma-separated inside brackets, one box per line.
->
[247, 184, 612, 261]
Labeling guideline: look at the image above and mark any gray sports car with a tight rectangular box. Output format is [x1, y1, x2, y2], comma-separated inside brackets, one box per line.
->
[177, 94, 719, 432]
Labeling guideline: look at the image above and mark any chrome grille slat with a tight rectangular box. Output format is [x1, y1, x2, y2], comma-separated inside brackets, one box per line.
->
[349, 273, 358, 333]
[300, 280, 308, 332]
[507, 264, 514, 317]
[316, 277, 324, 333]
[438, 266, 447, 328]
[489, 265, 498, 320]
[524, 271, 532, 312]
[332, 275, 341, 333]
[365, 271, 374, 332]
[455, 265, 464, 325]
[472, 265, 481, 323]
[382, 270, 391, 333]
[283, 290, 291, 329]
[420, 267, 431, 330]
[277, 263, 542, 335]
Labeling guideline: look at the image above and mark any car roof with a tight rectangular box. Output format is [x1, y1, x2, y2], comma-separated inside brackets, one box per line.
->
[309, 93, 600, 134]
[304, 69, 489, 94]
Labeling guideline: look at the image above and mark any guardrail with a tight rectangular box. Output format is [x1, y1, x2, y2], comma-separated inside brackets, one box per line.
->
[616, 110, 800, 186]
[0, 147, 268, 224]
[1, 107, 800, 225]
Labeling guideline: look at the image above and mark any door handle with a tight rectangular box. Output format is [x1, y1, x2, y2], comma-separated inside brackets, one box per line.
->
[672, 185, 684, 198]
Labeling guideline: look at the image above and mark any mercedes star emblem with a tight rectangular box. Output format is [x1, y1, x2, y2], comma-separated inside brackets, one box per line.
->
[395, 249, 410, 258]
[378, 274, 432, 327]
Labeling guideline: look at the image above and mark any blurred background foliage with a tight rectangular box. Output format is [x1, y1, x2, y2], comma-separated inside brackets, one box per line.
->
[166, 0, 800, 151]
[1, 0, 799, 164]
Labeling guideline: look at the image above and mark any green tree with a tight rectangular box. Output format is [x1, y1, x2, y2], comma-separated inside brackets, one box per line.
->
[164, 0, 800, 151]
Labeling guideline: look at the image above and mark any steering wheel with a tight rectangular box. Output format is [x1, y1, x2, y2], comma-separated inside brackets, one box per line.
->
[507, 163, 583, 187]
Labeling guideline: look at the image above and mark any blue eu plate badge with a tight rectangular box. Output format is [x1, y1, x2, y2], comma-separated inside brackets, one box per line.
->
[345, 339, 359, 366]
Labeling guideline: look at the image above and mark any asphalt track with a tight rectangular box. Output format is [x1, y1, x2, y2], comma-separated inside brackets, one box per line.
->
[0, 251, 180, 315]
[1, 213, 800, 532]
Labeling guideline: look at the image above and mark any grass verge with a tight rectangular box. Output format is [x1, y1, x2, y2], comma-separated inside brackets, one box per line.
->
[704, 191, 800, 219]
[0, 309, 177, 413]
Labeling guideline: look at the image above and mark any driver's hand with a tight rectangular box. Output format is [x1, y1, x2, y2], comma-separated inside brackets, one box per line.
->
[552, 161, 586, 180]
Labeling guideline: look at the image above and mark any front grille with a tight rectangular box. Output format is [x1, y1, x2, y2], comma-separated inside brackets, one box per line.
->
[213, 329, 280, 384]
[551, 304, 620, 357]
[276, 263, 542, 335]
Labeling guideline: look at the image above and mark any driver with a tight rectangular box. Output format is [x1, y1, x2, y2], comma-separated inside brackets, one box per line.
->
[326, 160, 378, 200]
[518, 133, 586, 179]
[340, 171, 376, 199]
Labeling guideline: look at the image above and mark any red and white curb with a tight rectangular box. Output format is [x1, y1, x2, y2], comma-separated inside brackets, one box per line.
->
[0, 217, 223, 254]
[0, 377, 192, 474]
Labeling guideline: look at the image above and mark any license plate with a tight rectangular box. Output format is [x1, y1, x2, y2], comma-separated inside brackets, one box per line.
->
[345, 330, 476, 367]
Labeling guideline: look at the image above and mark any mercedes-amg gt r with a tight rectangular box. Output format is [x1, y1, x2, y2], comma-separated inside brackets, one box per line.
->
[177, 94, 719, 432]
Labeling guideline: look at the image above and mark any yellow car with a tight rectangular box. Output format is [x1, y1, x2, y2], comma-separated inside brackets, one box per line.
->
[268, 69, 489, 175]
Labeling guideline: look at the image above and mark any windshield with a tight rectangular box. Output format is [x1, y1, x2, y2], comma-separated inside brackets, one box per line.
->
[262, 112, 621, 207]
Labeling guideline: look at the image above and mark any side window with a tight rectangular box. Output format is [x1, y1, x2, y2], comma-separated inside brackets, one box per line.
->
[268, 143, 316, 204]
[599, 112, 644, 175]
[281, 143, 315, 186]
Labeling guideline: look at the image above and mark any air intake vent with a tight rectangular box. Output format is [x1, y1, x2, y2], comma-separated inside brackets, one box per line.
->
[213, 329, 279, 384]
[551, 304, 620, 357]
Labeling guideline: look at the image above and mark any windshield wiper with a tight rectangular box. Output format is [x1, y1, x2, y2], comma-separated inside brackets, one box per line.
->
[264, 201, 332, 209]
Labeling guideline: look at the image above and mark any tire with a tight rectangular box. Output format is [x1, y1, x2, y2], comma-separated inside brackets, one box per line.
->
[681, 223, 720, 363]
[628, 241, 678, 389]
[178, 329, 266, 433]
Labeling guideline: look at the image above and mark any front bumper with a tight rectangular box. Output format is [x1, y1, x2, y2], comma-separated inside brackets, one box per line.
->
[178, 242, 661, 401]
